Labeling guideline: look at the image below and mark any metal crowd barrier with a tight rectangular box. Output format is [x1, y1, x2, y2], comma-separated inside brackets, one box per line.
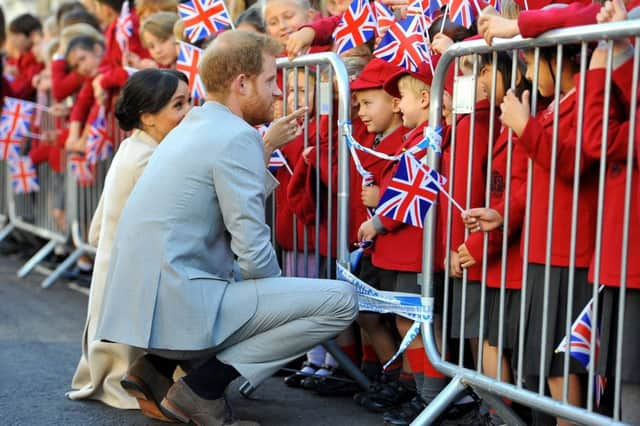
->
[42, 104, 125, 289]
[239, 52, 369, 396]
[413, 19, 640, 426]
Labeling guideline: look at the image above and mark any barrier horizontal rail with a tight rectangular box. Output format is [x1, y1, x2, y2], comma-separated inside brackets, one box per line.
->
[415, 19, 640, 426]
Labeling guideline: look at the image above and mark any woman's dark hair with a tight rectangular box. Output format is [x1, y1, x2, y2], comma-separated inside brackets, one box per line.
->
[0, 6, 5, 46]
[95, 0, 126, 13]
[235, 4, 265, 33]
[65, 35, 104, 59]
[8, 13, 42, 36]
[115, 69, 189, 131]
[60, 9, 102, 31]
[479, 51, 530, 98]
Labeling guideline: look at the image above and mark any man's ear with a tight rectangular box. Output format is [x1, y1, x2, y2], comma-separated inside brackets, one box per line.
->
[419, 89, 430, 109]
[231, 73, 249, 97]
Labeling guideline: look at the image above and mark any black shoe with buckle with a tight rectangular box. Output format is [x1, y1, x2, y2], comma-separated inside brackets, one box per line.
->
[353, 377, 416, 413]
[283, 361, 320, 388]
[383, 395, 427, 425]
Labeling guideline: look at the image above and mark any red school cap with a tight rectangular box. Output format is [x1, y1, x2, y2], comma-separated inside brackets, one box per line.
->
[382, 60, 436, 98]
[350, 58, 403, 91]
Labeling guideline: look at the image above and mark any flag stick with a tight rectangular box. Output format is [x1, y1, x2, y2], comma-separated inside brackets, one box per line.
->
[440, 3, 450, 33]
[437, 185, 465, 214]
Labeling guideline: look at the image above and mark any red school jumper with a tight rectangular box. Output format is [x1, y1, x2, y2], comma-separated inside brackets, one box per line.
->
[514, 81, 598, 268]
[582, 59, 640, 288]
[5, 51, 44, 101]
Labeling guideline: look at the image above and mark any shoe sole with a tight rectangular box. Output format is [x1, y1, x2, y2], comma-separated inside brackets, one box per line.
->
[160, 397, 192, 424]
[121, 375, 177, 423]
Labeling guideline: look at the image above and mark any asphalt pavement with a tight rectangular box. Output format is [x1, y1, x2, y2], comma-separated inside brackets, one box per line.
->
[0, 255, 381, 426]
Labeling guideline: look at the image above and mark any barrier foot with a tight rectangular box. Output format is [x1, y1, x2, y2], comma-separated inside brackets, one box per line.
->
[322, 339, 371, 391]
[17, 240, 57, 279]
[410, 375, 467, 426]
[41, 248, 84, 289]
[0, 223, 15, 244]
[474, 388, 526, 426]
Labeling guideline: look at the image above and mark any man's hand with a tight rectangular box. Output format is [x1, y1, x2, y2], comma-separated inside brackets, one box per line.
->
[458, 243, 476, 269]
[477, 14, 520, 46]
[500, 89, 530, 137]
[462, 208, 503, 232]
[357, 219, 378, 242]
[361, 185, 380, 208]
[286, 27, 316, 60]
[263, 107, 308, 161]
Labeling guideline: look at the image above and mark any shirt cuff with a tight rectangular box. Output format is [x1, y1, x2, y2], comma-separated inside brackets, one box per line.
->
[372, 215, 387, 234]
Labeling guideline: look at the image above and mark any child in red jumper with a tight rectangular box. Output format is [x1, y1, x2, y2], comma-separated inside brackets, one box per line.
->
[583, 2, 640, 422]
[497, 43, 598, 425]
[356, 62, 448, 425]
[4, 13, 44, 101]
[348, 58, 409, 385]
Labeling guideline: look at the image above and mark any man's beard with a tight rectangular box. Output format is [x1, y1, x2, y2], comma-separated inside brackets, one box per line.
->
[243, 98, 274, 126]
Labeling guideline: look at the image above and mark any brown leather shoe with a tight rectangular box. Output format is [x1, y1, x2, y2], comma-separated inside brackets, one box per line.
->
[160, 378, 259, 426]
[120, 355, 176, 422]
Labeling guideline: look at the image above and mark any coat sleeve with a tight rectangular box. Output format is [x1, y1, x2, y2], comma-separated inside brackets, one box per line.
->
[70, 80, 95, 123]
[517, 2, 600, 38]
[51, 59, 84, 101]
[300, 15, 341, 46]
[213, 129, 281, 280]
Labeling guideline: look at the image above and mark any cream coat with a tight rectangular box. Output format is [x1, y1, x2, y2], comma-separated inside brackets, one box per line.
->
[67, 129, 159, 408]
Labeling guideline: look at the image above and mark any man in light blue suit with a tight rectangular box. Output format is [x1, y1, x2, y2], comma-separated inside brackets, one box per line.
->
[95, 30, 357, 426]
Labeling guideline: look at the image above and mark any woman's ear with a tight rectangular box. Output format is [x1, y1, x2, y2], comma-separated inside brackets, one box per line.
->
[139, 112, 154, 130]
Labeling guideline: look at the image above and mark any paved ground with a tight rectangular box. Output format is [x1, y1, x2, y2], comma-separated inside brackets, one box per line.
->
[0, 255, 381, 426]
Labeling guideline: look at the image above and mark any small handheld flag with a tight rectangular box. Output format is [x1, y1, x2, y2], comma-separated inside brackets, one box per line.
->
[0, 97, 36, 139]
[178, 0, 233, 43]
[373, 14, 431, 72]
[176, 42, 207, 102]
[268, 149, 293, 175]
[333, 0, 377, 55]
[86, 108, 113, 165]
[10, 156, 39, 194]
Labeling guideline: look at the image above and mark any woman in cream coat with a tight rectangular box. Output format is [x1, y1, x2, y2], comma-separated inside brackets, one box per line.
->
[67, 69, 190, 410]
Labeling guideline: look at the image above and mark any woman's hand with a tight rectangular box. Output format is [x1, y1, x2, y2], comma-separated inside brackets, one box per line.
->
[500, 89, 530, 137]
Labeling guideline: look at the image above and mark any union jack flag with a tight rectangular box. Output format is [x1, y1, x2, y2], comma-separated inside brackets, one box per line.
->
[408, 0, 444, 27]
[178, 0, 232, 43]
[86, 108, 113, 165]
[116, 1, 134, 53]
[268, 149, 292, 175]
[176, 42, 207, 102]
[556, 293, 606, 407]
[0, 133, 21, 161]
[333, 0, 377, 55]
[448, 0, 476, 28]
[10, 156, 39, 194]
[373, 14, 431, 72]
[373, 1, 395, 36]
[376, 152, 442, 228]
[255, 123, 270, 139]
[0, 97, 36, 139]
[69, 154, 94, 186]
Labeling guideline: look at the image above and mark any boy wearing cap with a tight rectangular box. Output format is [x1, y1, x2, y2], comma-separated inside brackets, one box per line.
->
[347, 58, 409, 394]
[355, 62, 448, 425]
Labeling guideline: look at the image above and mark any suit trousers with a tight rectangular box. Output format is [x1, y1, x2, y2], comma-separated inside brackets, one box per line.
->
[147, 277, 358, 386]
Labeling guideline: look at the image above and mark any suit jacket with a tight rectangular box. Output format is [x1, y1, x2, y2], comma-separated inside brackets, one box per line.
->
[96, 101, 281, 351]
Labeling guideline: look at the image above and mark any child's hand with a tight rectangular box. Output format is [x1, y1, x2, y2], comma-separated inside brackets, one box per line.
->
[431, 33, 454, 55]
[92, 75, 107, 105]
[500, 89, 530, 137]
[360, 185, 380, 208]
[286, 27, 316, 60]
[457, 243, 476, 269]
[65, 133, 85, 153]
[302, 146, 315, 164]
[449, 250, 462, 278]
[462, 208, 503, 232]
[477, 15, 519, 46]
[357, 219, 378, 242]
[597, 0, 627, 24]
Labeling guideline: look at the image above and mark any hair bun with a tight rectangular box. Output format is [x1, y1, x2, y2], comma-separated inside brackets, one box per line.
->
[114, 97, 137, 131]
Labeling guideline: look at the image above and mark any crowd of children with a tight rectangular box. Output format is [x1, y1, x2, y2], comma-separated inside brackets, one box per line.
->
[1, 0, 639, 424]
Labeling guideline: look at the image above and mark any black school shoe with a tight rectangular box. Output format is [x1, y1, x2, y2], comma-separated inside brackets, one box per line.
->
[436, 393, 493, 426]
[353, 377, 416, 413]
[283, 361, 320, 388]
[311, 369, 361, 396]
[383, 395, 427, 425]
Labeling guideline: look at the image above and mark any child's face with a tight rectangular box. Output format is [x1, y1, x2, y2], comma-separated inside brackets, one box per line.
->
[265, 0, 313, 46]
[286, 71, 315, 115]
[67, 46, 102, 77]
[6, 32, 31, 54]
[478, 64, 506, 104]
[523, 50, 555, 98]
[142, 32, 177, 67]
[398, 83, 426, 129]
[326, 0, 350, 16]
[355, 89, 399, 134]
